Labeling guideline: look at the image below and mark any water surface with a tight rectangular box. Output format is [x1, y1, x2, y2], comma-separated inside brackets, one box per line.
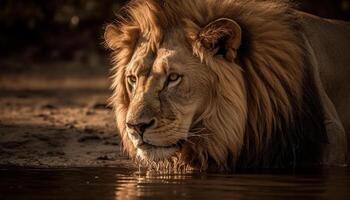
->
[1, 167, 349, 199]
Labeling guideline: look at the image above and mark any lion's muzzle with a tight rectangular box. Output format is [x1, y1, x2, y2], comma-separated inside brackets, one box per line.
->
[126, 118, 156, 140]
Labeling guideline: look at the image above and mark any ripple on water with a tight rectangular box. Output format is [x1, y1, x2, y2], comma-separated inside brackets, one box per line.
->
[0, 167, 349, 200]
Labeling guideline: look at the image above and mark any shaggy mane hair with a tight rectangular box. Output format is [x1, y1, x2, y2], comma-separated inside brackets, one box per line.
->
[105, 0, 328, 171]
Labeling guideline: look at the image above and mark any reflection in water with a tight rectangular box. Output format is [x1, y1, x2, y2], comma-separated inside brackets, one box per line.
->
[114, 168, 350, 200]
[115, 172, 201, 199]
[114, 171, 312, 200]
[0, 167, 350, 200]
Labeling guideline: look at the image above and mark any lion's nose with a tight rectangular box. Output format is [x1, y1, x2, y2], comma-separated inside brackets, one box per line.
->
[127, 118, 156, 136]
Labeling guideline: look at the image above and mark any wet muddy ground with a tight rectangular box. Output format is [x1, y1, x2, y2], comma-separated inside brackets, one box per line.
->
[0, 68, 134, 168]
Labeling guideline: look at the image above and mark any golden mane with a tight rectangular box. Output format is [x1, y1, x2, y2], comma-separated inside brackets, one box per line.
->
[105, 0, 327, 171]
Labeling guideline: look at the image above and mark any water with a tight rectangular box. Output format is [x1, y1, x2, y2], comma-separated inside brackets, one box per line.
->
[0, 167, 350, 200]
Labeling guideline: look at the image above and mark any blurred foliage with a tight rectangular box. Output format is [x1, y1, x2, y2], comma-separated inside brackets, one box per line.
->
[0, 0, 127, 65]
[300, 0, 350, 20]
[0, 0, 349, 69]
[0, 0, 127, 27]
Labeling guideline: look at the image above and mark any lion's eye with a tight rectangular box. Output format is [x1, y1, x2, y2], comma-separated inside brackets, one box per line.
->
[168, 73, 180, 82]
[167, 73, 182, 88]
[127, 75, 137, 86]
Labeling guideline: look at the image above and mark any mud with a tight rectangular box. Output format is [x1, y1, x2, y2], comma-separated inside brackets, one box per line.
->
[0, 70, 134, 168]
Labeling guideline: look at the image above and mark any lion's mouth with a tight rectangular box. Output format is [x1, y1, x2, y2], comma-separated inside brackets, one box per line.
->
[137, 140, 184, 150]
[135, 140, 185, 161]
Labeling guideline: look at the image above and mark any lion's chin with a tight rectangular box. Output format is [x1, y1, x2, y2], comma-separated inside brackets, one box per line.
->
[136, 144, 179, 162]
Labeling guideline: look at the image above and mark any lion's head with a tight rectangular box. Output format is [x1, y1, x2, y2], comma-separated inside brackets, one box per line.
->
[105, 0, 327, 171]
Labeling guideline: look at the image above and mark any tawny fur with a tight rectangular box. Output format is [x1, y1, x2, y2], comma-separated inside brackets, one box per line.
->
[105, 0, 327, 171]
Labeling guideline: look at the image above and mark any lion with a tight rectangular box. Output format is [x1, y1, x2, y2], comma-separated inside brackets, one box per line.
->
[104, 0, 350, 172]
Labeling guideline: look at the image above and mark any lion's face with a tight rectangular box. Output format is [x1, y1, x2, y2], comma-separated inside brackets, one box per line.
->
[125, 33, 212, 161]
[106, 10, 248, 168]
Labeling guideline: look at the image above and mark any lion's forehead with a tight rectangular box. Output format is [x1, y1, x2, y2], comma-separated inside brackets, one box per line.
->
[128, 44, 184, 77]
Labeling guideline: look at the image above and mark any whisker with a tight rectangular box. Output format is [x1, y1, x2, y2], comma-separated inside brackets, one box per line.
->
[188, 133, 211, 137]
[182, 138, 195, 145]
[170, 127, 210, 137]
[189, 129, 207, 134]
[173, 127, 207, 133]
[187, 135, 209, 139]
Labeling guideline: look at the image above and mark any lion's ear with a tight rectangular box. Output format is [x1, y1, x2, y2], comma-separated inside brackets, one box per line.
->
[198, 18, 242, 62]
[104, 24, 119, 50]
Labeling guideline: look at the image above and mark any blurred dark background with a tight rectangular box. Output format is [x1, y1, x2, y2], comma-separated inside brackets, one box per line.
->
[0, 0, 349, 74]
